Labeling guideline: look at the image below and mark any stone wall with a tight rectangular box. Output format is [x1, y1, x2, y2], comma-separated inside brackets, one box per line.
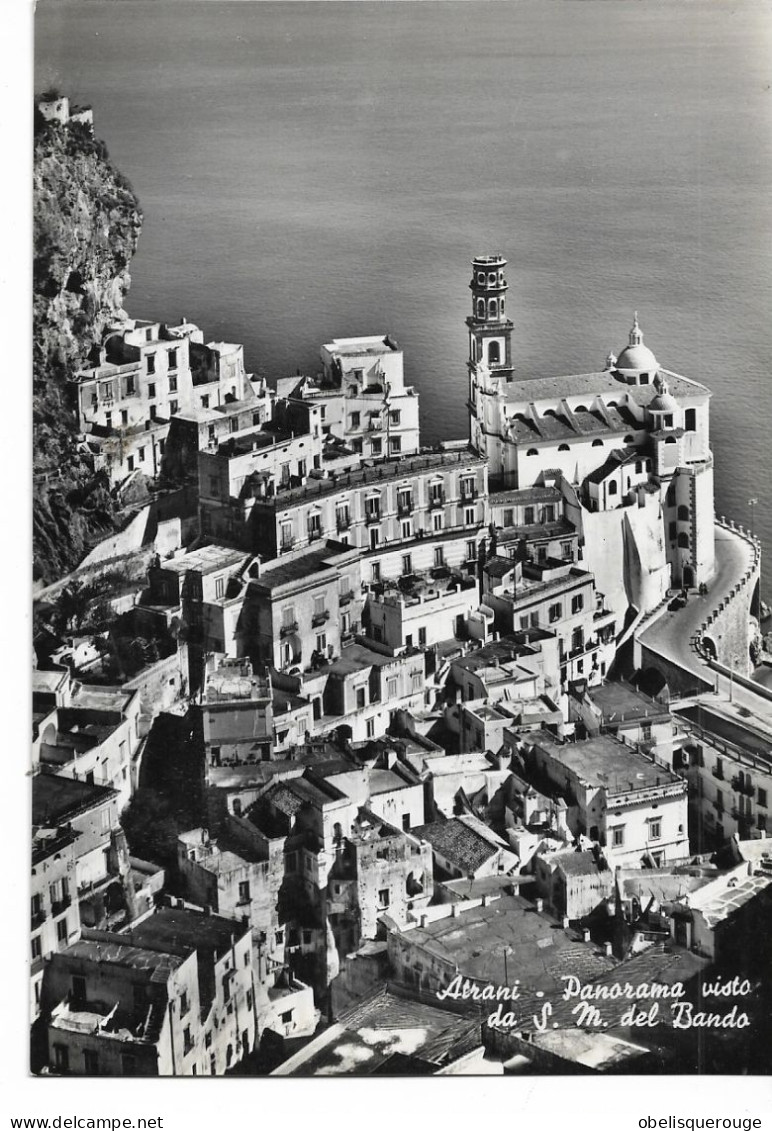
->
[693, 518, 761, 677]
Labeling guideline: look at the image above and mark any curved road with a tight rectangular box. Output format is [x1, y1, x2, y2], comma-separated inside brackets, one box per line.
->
[638, 523, 772, 723]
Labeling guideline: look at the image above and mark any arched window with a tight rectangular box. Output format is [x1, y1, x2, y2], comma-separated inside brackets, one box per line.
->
[476, 298, 485, 318]
[575, 405, 588, 413]
[488, 341, 500, 364]
[592, 439, 603, 447]
[684, 408, 696, 431]
[488, 298, 497, 317]
[677, 532, 689, 548]
[477, 272, 485, 284]
[558, 444, 570, 452]
[514, 412, 529, 423]
[608, 481, 618, 495]
[608, 400, 619, 408]
[526, 448, 538, 456]
[500, 297, 506, 314]
[544, 409, 558, 418]
[677, 504, 690, 521]
[488, 273, 496, 285]
[665, 436, 677, 445]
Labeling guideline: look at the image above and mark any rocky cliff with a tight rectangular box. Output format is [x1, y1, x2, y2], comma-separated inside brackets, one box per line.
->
[33, 105, 143, 584]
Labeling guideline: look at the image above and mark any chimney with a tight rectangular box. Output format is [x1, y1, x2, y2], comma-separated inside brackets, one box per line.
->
[604, 941, 613, 958]
[582, 928, 591, 943]
[451, 902, 460, 918]
[535, 898, 544, 913]
[562, 916, 570, 929]
[420, 914, 429, 928]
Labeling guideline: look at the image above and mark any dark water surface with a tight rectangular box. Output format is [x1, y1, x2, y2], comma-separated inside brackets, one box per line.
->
[35, 0, 772, 597]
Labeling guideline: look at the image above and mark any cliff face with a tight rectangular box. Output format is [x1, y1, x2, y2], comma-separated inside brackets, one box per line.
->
[33, 110, 143, 584]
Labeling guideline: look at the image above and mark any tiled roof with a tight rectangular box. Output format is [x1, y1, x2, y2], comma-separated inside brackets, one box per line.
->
[413, 818, 500, 874]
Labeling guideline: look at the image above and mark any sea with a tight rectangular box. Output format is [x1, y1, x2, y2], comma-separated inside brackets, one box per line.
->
[34, 0, 772, 609]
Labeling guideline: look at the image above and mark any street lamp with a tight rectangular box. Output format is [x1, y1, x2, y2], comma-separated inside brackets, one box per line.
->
[729, 655, 740, 704]
[748, 497, 758, 540]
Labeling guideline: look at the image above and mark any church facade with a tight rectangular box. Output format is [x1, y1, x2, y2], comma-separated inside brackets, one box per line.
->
[466, 255, 715, 619]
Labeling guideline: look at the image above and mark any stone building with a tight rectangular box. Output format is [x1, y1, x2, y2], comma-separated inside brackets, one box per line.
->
[277, 334, 420, 460]
[40, 909, 256, 1076]
[200, 447, 488, 579]
[73, 319, 253, 486]
[515, 732, 689, 867]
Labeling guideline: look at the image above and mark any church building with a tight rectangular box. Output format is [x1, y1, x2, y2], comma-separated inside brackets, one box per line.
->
[466, 255, 715, 617]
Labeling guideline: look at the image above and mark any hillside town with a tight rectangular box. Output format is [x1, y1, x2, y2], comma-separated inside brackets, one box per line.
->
[31, 99, 772, 1078]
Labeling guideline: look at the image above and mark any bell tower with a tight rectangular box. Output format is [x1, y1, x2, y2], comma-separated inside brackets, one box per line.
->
[467, 254, 514, 456]
[466, 255, 514, 377]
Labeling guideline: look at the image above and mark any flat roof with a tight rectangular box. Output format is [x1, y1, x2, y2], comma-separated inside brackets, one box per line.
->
[588, 682, 670, 724]
[32, 774, 117, 826]
[323, 335, 399, 357]
[531, 734, 682, 793]
[675, 704, 772, 764]
[255, 449, 485, 510]
[402, 895, 616, 992]
[490, 486, 562, 506]
[129, 907, 249, 958]
[161, 545, 248, 575]
[255, 545, 344, 590]
[61, 938, 182, 982]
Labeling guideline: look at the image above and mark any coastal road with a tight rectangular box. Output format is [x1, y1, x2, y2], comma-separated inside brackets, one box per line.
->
[638, 524, 772, 723]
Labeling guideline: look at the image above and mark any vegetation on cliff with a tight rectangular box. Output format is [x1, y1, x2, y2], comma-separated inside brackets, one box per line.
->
[33, 101, 143, 584]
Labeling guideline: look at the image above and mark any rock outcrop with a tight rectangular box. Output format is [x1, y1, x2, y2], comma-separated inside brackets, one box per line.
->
[33, 101, 143, 583]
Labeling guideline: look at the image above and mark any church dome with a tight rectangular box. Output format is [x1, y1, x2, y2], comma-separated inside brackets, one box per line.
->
[615, 313, 658, 375]
[648, 390, 678, 414]
[616, 342, 658, 373]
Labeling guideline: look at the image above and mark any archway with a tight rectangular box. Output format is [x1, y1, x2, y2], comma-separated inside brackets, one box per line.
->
[702, 635, 717, 661]
[683, 566, 694, 589]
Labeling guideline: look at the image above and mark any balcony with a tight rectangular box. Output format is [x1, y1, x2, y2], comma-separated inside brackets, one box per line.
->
[428, 495, 445, 510]
[339, 590, 354, 607]
[280, 538, 295, 552]
[51, 896, 72, 916]
[336, 516, 351, 532]
[459, 488, 478, 503]
[364, 511, 381, 526]
[307, 528, 323, 542]
[280, 621, 299, 637]
[31, 909, 46, 930]
[397, 502, 413, 518]
[312, 611, 330, 628]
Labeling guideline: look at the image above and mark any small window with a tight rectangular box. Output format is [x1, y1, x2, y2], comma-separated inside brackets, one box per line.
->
[170, 400, 178, 415]
[378, 888, 390, 909]
[146, 354, 156, 375]
[526, 448, 538, 456]
[591, 439, 603, 447]
[612, 826, 625, 847]
[648, 819, 662, 841]
[168, 348, 178, 369]
[169, 375, 178, 393]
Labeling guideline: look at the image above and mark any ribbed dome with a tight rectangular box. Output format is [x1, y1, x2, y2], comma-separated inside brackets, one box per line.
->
[616, 313, 658, 374]
[616, 343, 658, 373]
